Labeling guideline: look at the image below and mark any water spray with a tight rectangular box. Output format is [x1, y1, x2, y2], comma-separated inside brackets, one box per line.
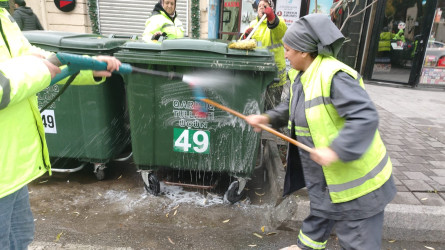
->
[46, 53, 310, 152]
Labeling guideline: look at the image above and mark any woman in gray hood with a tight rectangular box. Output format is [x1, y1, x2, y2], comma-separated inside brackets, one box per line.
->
[246, 14, 396, 250]
[13, 0, 44, 31]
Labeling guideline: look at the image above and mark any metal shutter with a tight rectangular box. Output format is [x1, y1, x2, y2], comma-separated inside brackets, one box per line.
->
[97, 0, 188, 37]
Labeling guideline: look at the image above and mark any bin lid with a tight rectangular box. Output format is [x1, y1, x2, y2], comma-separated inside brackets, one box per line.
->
[23, 31, 128, 52]
[115, 39, 277, 71]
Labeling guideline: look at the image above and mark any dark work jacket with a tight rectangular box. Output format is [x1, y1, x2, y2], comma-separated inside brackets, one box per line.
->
[12, 6, 43, 31]
[266, 70, 396, 220]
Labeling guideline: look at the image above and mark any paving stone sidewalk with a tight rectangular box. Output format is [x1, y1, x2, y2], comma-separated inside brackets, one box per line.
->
[378, 106, 445, 206]
[366, 83, 445, 206]
[265, 83, 445, 243]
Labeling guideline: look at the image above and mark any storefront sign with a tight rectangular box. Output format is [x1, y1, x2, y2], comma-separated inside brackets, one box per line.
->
[241, 0, 302, 33]
[225, 1, 240, 7]
[54, 0, 76, 12]
[276, 0, 301, 27]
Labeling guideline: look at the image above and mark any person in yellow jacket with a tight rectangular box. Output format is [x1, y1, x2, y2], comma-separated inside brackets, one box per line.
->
[246, 14, 396, 250]
[242, 0, 287, 110]
[142, 0, 184, 42]
[378, 27, 393, 57]
[0, 7, 121, 249]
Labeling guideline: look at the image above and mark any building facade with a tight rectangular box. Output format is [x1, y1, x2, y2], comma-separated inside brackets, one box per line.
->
[361, 0, 444, 87]
[9, 0, 445, 87]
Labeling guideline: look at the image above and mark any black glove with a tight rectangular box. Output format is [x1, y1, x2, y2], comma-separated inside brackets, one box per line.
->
[242, 27, 253, 40]
[152, 32, 167, 40]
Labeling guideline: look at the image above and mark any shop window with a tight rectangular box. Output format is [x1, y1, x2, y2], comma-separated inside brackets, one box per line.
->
[220, 0, 242, 40]
[420, 4, 445, 85]
[368, 0, 436, 86]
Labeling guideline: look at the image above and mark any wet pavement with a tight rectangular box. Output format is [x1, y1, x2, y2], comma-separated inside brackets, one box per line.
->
[28, 159, 299, 250]
[27, 82, 445, 249]
[28, 159, 444, 250]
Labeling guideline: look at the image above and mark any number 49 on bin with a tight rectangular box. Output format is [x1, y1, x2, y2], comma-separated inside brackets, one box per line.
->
[173, 128, 210, 154]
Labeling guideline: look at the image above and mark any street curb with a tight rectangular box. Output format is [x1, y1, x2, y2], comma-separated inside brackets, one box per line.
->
[383, 204, 445, 243]
[263, 140, 445, 243]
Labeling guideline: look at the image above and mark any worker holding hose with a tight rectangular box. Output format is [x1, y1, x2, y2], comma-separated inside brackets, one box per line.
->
[0, 7, 121, 249]
[246, 14, 396, 250]
[242, 0, 287, 110]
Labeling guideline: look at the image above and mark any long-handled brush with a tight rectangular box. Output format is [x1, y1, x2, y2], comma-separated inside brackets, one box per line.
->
[228, 14, 267, 50]
[199, 98, 314, 153]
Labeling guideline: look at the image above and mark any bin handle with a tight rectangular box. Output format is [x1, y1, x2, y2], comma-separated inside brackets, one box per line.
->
[200, 98, 314, 153]
[108, 34, 138, 40]
[269, 78, 280, 86]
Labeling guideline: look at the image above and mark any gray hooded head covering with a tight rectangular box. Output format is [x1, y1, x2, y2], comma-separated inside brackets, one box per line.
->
[283, 14, 345, 58]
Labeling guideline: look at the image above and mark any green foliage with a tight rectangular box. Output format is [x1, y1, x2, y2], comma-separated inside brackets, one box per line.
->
[87, 0, 100, 34]
[191, 0, 200, 38]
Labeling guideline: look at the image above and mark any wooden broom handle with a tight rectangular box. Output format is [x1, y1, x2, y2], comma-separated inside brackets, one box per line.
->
[201, 98, 314, 153]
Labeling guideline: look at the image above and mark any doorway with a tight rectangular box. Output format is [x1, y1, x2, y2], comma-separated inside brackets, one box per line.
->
[365, 0, 437, 86]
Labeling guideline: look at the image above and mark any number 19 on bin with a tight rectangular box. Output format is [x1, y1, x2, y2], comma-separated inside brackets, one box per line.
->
[173, 128, 210, 154]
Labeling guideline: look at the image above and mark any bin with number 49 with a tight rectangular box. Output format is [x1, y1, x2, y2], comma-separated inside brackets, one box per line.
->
[173, 128, 210, 154]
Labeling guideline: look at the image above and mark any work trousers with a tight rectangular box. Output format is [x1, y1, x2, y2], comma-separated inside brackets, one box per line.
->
[0, 185, 35, 250]
[297, 211, 385, 250]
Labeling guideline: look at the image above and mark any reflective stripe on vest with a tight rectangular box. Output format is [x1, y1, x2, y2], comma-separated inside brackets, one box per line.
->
[296, 55, 392, 203]
[306, 96, 332, 108]
[160, 11, 184, 39]
[161, 23, 174, 29]
[288, 119, 311, 137]
[0, 73, 11, 109]
[295, 126, 311, 137]
[328, 152, 389, 192]
[298, 230, 327, 249]
[148, 11, 184, 39]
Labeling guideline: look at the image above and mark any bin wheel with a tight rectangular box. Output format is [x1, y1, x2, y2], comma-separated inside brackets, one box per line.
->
[144, 173, 160, 196]
[225, 180, 246, 204]
[93, 163, 106, 181]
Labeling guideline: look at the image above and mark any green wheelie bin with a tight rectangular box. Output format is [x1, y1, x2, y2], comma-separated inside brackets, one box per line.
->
[23, 31, 132, 180]
[114, 39, 277, 202]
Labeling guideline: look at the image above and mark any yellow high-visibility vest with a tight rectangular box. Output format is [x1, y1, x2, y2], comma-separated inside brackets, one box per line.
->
[0, 8, 104, 199]
[288, 55, 392, 203]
